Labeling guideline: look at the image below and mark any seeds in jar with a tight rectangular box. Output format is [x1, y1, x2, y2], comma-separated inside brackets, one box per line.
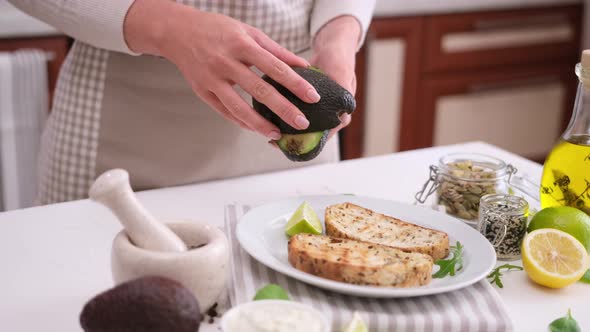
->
[437, 161, 497, 220]
[479, 202, 528, 260]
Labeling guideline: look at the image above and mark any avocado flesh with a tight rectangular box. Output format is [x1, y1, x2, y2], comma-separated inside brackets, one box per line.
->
[276, 131, 329, 162]
[252, 67, 356, 135]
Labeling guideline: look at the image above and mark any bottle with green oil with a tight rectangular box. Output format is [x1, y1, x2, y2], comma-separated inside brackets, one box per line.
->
[541, 50, 590, 215]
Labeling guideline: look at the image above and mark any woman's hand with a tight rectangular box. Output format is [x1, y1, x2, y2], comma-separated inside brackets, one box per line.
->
[124, 0, 321, 140]
[310, 16, 361, 139]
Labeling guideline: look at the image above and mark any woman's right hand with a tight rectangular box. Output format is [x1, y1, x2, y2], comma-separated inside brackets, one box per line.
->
[124, 0, 319, 140]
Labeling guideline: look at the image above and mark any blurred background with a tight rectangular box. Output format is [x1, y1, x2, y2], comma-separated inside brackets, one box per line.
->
[0, 0, 587, 210]
[341, 0, 587, 162]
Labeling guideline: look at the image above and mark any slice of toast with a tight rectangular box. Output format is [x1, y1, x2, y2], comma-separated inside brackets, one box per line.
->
[325, 203, 450, 260]
[288, 233, 433, 287]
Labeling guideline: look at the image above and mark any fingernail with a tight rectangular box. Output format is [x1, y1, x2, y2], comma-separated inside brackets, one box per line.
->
[341, 113, 351, 124]
[295, 115, 309, 129]
[268, 131, 281, 140]
[306, 88, 321, 103]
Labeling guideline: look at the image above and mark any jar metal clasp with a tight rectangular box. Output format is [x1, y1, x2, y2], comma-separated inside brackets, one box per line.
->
[505, 165, 541, 203]
[415, 165, 440, 204]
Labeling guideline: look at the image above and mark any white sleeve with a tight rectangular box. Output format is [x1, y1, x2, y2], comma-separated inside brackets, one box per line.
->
[7, 0, 137, 55]
[309, 0, 376, 49]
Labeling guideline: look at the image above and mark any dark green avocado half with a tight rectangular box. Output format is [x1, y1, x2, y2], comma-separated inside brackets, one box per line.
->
[253, 67, 356, 134]
[276, 131, 329, 162]
[253, 67, 356, 161]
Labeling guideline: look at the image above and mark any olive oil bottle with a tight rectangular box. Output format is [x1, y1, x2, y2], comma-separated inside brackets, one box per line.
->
[540, 51, 590, 215]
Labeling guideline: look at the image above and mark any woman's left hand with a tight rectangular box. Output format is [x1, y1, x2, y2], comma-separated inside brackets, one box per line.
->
[310, 16, 362, 140]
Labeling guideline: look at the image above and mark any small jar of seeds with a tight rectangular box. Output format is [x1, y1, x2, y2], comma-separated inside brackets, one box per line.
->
[477, 194, 529, 260]
[415, 153, 518, 226]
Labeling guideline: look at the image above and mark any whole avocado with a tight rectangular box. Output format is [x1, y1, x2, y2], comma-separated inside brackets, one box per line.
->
[79, 276, 201, 332]
[252, 67, 356, 134]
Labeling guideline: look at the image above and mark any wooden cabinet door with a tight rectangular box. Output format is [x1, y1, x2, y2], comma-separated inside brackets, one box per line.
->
[340, 17, 423, 159]
[423, 5, 582, 72]
[341, 4, 582, 161]
[415, 66, 577, 161]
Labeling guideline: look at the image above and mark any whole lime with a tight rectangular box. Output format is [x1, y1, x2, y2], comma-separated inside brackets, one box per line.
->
[528, 206, 590, 253]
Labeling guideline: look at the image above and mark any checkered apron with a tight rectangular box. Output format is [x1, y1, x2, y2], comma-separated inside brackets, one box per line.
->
[38, 0, 314, 204]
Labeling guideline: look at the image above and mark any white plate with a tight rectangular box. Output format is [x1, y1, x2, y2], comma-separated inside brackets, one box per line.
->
[236, 195, 497, 298]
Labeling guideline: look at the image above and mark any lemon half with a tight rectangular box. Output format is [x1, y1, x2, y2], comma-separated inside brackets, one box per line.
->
[522, 228, 590, 288]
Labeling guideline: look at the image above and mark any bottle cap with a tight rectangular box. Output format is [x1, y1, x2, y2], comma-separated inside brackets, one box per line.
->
[582, 50, 590, 69]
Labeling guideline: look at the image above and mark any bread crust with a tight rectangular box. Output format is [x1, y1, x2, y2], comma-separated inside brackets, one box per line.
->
[288, 233, 433, 287]
[325, 203, 450, 260]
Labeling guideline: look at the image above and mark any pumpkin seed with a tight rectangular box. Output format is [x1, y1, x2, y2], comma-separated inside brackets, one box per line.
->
[436, 161, 498, 221]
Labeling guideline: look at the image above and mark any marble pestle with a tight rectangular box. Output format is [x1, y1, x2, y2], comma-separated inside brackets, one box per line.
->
[89, 169, 187, 252]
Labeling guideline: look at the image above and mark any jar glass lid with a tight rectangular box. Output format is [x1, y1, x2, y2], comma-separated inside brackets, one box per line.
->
[438, 153, 509, 181]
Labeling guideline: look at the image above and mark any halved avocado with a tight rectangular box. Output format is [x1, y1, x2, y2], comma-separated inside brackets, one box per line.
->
[253, 67, 356, 135]
[277, 131, 329, 162]
[253, 66, 356, 162]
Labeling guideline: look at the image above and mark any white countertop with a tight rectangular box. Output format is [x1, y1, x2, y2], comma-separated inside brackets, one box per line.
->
[374, 0, 582, 17]
[0, 141, 588, 332]
[0, 0, 60, 38]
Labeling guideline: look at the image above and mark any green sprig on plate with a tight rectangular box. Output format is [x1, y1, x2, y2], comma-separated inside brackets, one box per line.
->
[432, 242, 464, 278]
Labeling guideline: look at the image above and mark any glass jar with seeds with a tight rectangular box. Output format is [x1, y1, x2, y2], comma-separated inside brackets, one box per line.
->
[415, 153, 519, 226]
[477, 194, 529, 260]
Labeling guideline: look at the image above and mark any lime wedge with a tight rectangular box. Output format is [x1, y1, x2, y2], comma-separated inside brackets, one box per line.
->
[343, 312, 368, 332]
[285, 201, 322, 236]
[253, 283, 290, 301]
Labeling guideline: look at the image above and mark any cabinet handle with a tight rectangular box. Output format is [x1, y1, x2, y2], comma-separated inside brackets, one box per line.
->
[442, 22, 573, 53]
[466, 76, 560, 94]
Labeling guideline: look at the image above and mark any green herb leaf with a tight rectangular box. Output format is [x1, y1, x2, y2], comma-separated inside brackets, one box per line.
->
[253, 284, 290, 301]
[549, 309, 581, 332]
[433, 242, 464, 278]
[487, 264, 523, 288]
[579, 269, 590, 284]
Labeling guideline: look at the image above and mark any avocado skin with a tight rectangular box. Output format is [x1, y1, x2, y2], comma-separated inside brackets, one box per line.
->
[80, 276, 201, 332]
[280, 130, 329, 162]
[252, 67, 356, 134]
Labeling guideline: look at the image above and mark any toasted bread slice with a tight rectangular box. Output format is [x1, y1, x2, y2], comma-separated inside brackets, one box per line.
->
[288, 233, 433, 287]
[325, 203, 450, 260]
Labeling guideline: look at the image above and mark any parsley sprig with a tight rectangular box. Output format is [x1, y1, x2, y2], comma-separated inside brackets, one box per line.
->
[487, 264, 523, 288]
[432, 242, 464, 278]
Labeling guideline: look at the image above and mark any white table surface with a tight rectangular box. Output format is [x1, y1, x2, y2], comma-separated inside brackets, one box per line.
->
[0, 141, 587, 332]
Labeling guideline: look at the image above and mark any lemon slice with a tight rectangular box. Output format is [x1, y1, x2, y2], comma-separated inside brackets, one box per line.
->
[342, 312, 368, 332]
[285, 202, 322, 237]
[522, 228, 590, 288]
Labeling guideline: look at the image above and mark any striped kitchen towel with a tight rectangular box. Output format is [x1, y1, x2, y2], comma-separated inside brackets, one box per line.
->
[225, 204, 513, 332]
[0, 50, 48, 210]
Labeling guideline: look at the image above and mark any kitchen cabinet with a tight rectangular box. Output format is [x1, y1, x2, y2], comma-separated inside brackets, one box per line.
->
[423, 66, 575, 161]
[342, 17, 423, 159]
[0, 36, 69, 106]
[341, 4, 582, 162]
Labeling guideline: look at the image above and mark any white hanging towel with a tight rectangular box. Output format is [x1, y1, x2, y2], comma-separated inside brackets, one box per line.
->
[0, 50, 48, 211]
